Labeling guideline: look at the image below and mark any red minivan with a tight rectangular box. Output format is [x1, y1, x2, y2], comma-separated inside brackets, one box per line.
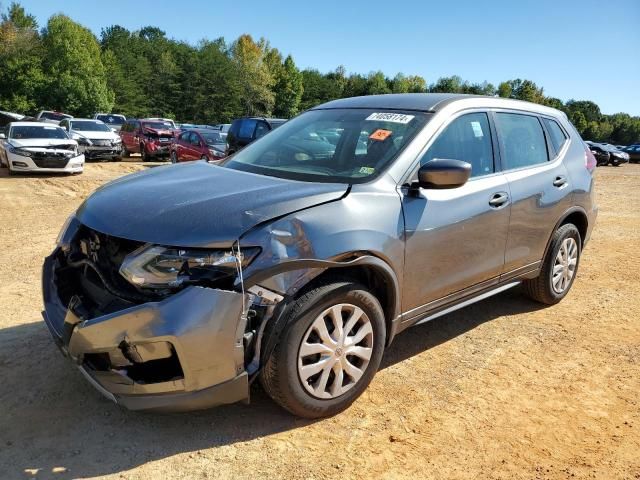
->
[170, 129, 226, 163]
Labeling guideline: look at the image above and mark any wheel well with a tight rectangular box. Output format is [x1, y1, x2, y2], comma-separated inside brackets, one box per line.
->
[560, 211, 588, 246]
[301, 265, 397, 339]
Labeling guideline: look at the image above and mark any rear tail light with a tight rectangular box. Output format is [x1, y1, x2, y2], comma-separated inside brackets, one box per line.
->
[584, 144, 597, 173]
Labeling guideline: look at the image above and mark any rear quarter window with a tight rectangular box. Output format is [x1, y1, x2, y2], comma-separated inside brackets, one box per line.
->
[238, 119, 257, 139]
[543, 118, 568, 155]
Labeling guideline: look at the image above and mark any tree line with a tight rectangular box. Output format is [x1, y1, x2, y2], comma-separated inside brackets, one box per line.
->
[1, 2, 639, 145]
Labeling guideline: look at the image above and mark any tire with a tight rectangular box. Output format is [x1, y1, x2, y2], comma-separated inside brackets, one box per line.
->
[612, 159, 620, 167]
[522, 223, 581, 305]
[260, 279, 386, 418]
[200, 155, 207, 161]
[122, 144, 130, 158]
[171, 151, 178, 164]
[141, 144, 151, 162]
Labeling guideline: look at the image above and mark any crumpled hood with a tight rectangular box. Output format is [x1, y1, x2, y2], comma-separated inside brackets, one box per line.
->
[71, 130, 119, 141]
[143, 127, 174, 136]
[10, 138, 77, 150]
[76, 161, 348, 247]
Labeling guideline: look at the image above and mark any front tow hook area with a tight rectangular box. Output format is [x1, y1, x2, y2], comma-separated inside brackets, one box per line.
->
[47, 286, 251, 412]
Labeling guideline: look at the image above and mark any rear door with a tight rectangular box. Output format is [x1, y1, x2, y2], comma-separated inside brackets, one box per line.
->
[495, 111, 574, 277]
[402, 111, 511, 315]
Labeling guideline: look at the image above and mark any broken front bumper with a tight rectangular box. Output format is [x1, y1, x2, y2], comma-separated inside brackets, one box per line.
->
[42, 251, 250, 412]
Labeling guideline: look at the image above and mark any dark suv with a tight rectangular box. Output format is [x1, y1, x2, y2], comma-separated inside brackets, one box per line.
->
[225, 117, 286, 156]
[42, 94, 597, 418]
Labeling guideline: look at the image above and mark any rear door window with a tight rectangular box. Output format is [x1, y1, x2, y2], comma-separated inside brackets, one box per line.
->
[420, 112, 495, 178]
[495, 113, 548, 170]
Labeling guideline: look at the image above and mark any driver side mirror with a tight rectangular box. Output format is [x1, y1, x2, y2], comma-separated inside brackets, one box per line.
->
[415, 158, 472, 189]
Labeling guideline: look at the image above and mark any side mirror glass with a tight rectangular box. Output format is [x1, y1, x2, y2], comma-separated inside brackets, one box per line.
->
[416, 158, 472, 189]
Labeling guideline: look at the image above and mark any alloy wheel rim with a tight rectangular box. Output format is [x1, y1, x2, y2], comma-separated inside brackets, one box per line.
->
[297, 303, 374, 399]
[552, 237, 578, 294]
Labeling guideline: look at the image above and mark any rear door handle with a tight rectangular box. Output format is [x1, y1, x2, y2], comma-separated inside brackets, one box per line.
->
[553, 175, 567, 188]
[489, 191, 509, 208]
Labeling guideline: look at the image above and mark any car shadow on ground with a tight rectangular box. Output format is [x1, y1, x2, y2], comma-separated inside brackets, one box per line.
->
[0, 288, 545, 479]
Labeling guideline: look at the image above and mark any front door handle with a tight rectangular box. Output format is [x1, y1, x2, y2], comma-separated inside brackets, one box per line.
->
[553, 175, 567, 188]
[489, 192, 509, 208]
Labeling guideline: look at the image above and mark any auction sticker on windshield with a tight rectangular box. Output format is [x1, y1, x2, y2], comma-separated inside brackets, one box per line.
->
[365, 112, 415, 124]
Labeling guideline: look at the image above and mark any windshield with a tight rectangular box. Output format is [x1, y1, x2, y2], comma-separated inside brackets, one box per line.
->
[71, 121, 111, 132]
[143, 121, 173, 130]
[200, 131, 225, 145]
[11, 125, 68, 139]
[224, 109, 428, 183]
[40, 112, 71, 121]
[96, 115, 125, 125]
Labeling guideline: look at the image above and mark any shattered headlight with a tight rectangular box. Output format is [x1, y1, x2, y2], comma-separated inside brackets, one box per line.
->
[119, 244, 260, 289]
[7, 145, 32, 157]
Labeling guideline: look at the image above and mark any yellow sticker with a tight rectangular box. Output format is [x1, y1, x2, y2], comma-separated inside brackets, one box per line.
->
[359, 166, 375, 175]
[369, 129, 393, 141]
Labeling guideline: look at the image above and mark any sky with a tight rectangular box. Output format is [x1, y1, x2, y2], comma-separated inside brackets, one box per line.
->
[13, 0, 640, 115]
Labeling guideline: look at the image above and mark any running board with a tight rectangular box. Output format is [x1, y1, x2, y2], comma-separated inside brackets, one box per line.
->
[413, 281, 521, 326]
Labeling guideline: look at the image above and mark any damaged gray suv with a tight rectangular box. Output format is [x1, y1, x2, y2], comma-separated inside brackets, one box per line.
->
[43, 94, 597, 418]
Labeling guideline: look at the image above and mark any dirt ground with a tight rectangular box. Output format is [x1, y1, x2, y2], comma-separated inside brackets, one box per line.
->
[0, 160, 638, 480]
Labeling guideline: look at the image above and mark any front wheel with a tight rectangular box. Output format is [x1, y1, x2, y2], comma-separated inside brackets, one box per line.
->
[141, 144, 151, 162]
[523, 223, 581, 305]
[170, 151, 178, 164]
[260, 279, 386, 418]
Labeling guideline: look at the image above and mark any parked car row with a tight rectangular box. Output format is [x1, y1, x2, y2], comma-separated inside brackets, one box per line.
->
[585, 141, 630, 166]
[623, 144, 640, 163]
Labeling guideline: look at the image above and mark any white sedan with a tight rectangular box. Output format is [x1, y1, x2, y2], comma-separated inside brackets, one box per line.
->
[59, 118, 122, 161]
[0, 122, 84, 175]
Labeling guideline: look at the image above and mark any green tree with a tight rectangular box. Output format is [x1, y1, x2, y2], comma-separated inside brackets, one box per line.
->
[497, 81, 512, 98]
[391, 73, 410, 93]
[565, 100, 601, 123]
[366, 71, 391, 95]
[188, 40, 242, 123]
[1, 1, 37, 29]
[430, 75, 464, 93]
[0, 2, 44, 112]
[41, 15, 113, 115]
[231, 34, 275, 116]
[273, 55, 303, 118]
[544, 97, 564, 110]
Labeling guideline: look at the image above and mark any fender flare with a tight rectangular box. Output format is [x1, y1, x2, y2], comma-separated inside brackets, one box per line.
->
[542, 206, 589, 261]
[253, 254, 402, 369]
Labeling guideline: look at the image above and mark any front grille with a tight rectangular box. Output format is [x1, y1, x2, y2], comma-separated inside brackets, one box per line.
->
[32, 152, 71, 168]
[90, 139, 112, 146]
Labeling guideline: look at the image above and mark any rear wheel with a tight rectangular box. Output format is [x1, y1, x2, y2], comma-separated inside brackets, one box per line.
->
[171, 151, 178, 164]
[523, 223, 581, 305]
[200, 155, 207, 161]
[260, 279, 386, 418]
[122, 144, 130, 158]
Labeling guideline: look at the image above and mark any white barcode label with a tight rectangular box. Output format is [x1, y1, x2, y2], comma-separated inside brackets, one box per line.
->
[365, 112, 415, 124]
